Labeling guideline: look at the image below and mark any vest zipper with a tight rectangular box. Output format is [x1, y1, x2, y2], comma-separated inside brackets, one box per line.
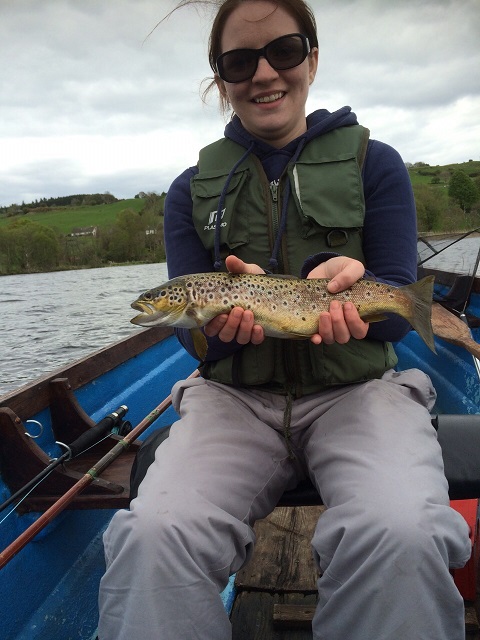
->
[269, 181, 279, 244]
[269, 181, 285, 272]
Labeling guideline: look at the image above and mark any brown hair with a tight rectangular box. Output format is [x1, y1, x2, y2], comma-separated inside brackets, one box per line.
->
[160, 0, 318, 113]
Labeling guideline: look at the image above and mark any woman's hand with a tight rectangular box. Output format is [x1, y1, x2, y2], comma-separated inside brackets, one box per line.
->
[204, 256, 265, 345]
[307, 256, 369, 345]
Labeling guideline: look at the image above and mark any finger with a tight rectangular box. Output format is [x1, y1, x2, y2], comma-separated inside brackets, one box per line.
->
[204, 314, 229, 337]
[225, 255, 246, 274]
[318, 311, 335, 344]
[217, 307, 244, 342]
[329, 300, 351, 344]
[343, 302, 369, 339]
[225, 255, 264, 275]
[235, 309, 255, 345]
[251, 324, 265, 345]
[327, 262, 365, 293]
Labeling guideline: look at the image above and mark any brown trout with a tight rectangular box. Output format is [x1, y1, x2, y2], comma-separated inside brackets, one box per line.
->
[131, 272, 435, 360]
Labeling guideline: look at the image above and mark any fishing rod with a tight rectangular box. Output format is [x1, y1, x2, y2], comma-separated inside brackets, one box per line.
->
[0, 369, 199, 570]
[417, 227, 480, 267]
[0, 405, 129, 515]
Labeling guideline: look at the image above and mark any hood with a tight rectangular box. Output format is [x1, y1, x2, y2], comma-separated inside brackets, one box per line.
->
[225, 106, 359, 158]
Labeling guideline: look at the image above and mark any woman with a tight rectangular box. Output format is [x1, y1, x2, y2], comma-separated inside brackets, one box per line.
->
[98, 2, 471, 638]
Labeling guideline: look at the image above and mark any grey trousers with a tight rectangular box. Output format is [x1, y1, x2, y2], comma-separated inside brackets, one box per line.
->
[98, 369, 471, 640]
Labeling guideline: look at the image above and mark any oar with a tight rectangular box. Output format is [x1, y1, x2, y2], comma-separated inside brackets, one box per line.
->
[431, 302, 480, 360]
[0, 369, 199, 570]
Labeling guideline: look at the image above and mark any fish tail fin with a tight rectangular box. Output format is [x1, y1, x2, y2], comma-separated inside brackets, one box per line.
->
[401, 276, 436, 353]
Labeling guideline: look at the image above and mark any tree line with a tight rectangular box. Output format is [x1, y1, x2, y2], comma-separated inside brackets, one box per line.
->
[0, 192, 119, 217]
[1, 168, 479, 275]
[0, 197, 166, 275]
[412, 166, 480, 233]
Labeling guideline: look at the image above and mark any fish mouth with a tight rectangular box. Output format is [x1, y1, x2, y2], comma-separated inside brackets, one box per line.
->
[130, 300, 158, 326]
[131, 301, 154, 314]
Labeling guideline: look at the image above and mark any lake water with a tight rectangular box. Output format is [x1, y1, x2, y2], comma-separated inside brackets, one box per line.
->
[0, 263, 168, 397]
[418, 235, 480, 273]
[1, 235, 479, 397]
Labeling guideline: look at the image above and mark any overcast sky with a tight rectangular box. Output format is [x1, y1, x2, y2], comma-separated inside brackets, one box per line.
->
[1, 0, 479, 207]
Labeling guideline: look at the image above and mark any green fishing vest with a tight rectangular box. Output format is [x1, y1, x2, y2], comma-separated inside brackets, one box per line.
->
[190, 125, 397, 397]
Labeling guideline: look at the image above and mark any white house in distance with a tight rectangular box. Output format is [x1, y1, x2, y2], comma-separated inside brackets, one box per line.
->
[69, 226, 98, 237]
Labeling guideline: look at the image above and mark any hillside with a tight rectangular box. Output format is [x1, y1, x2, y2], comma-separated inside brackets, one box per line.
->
[0, 198, 145, 235]
[1, 161, 479, 232]
[407, 160, 480, 186]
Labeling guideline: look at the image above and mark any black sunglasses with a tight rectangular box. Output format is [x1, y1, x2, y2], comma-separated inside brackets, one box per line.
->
[216, 33, 311, 84]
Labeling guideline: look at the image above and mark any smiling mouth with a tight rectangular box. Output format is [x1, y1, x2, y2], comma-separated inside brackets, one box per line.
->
[254, 92, 285, 104]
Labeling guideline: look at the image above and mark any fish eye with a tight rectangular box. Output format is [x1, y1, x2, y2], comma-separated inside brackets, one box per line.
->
[144, 292, 153, 300]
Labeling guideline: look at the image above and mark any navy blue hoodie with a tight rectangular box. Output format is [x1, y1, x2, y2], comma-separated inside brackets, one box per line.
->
[164, 106, 418, 363]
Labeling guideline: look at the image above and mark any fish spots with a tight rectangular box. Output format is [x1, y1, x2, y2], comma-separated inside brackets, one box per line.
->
[164, 284, 186, 305]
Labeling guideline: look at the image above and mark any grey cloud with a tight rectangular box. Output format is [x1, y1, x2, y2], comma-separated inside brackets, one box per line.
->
[1, 0, 479, 205]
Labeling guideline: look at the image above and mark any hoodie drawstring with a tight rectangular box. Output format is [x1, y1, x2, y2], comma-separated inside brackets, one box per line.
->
[214, 141, 255, 270]
[267, 137, 307, 272]
[214, 130, 311, 272]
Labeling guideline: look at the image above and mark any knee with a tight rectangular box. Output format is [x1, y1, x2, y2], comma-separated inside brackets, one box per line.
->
[105, 491, 253, 579]
[313, 498, 470, 574]
[104, 493, 200, 566]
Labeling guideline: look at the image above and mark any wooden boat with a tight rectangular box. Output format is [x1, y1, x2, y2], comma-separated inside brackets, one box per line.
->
[1, 272, 479, 640]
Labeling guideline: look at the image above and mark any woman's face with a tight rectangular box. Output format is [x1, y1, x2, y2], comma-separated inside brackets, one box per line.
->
[215, 1, 318, 148]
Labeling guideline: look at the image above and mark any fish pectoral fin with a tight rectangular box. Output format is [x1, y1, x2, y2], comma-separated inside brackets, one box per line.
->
[190, 328, 208, 361]
[360, 312, 388, 323]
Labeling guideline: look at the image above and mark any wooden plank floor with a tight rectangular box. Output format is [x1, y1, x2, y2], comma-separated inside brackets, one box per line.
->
[231, 506, 322, 640]
[230, 506, 480, 639]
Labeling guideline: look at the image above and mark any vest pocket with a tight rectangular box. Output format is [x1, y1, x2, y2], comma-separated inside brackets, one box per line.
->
[290, 156, 365, 238]
[191, 169, 250, 252]
[308, 339, 397, 386]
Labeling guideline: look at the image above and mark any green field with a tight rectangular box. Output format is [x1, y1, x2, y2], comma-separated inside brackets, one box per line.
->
[407, 160, 480, 186]
[0, 198, 145, 234]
